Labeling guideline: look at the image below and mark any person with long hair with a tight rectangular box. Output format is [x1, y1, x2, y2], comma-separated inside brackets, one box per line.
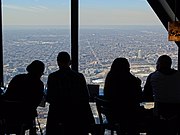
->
[104, 57, 142, 135]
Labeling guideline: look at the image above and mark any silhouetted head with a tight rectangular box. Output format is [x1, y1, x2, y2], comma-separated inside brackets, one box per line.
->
[57, 51, 71, 68]
[110, 57, 130, 73]
[156, 55, 172, 71]
[26, 60, 45, 76]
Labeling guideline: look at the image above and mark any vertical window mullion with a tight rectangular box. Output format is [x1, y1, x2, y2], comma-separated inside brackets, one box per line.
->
[71, 0, 79, 72]
[0, 0, 3, 87]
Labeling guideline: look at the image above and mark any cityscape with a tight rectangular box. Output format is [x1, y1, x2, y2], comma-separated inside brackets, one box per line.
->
[3, 25, 178, 87]
[2, 25, 178, 134]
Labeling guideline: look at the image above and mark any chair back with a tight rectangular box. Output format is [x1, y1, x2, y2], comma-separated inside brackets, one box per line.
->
[0, 100, 36, 135]
[94, 96, 119, 135]
[94, 96, 112, 124]
[87, 84, 99, 102]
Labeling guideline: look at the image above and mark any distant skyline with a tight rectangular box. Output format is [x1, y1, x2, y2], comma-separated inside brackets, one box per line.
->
[3, 0, 162, 26]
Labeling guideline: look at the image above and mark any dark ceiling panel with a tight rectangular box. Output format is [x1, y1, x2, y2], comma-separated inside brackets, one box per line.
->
[148, 0, 179, 30]
[166, 0, 180, 19]
[147, 0, 170, 30]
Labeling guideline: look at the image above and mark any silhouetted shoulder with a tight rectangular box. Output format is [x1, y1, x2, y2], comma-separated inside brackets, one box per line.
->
[128, 73, 141, 84]
[12, 74, 27, 80]
[72, 70, 85, 79]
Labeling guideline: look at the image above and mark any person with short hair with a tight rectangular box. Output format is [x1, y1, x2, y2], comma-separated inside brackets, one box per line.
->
[45, 51, 95, 135]
[143, 55, 180, 135]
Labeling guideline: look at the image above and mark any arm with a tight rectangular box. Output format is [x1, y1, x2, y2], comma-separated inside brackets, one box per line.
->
[79, 73, 95, 125]
[143, 74, 154, 102]
[34, 82, 44, 108]
[104, 73, 111, 98]
[46, 74, 56, 104]
[3, 75, 19, 99]
[135, 77, 143, 103]
[79, 73, 90, 102]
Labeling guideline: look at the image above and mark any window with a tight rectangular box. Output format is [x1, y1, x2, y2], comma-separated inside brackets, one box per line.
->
[2, 0, 70, 85]
[79, 0, 177, 89]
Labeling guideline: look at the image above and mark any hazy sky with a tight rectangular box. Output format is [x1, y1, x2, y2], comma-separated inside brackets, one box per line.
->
[3, 0, 162, 26]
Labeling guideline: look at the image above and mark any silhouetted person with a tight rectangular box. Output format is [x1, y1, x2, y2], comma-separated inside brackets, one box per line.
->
[104, 57, 142, 135]
[0, 86, 3, 102]
[0, 86, 3, 120]
[2, 60, 45, 134]
[143, 55, 180, 135]
[0, 87, 3, 95]
[45, 51, 95, 135]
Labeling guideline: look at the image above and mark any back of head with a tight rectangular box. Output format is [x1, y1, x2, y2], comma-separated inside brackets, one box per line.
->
[111, 57, 130, 73]
[26, 60, 45, 75]
[156, 55, 172, 70]
[57, 51, 71, 67]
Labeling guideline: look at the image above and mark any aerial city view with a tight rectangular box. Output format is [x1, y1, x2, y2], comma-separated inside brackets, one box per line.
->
[1, 0, 179, 134]
[3, 25, 178, 88]
[2, 25, 178, 133]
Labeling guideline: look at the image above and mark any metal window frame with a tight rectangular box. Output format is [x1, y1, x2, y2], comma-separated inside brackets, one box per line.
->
[0, 0, 3, 87]
[71, 0, 79, 72]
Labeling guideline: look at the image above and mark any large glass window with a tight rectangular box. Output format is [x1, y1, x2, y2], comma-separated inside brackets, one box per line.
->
[1, 0, 179, 134]
[2, 0, 70, 85]
[79, 0, 178, 89]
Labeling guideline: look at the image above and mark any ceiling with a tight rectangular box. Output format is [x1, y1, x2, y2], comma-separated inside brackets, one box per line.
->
[148, 0, 180, 47]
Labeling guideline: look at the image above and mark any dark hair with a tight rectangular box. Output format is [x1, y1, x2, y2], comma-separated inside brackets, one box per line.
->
[157, 55, 172, 69]
[26, 60, 45, 74]
[57, 51, 70, 64]
[111, 57, 130, 73]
